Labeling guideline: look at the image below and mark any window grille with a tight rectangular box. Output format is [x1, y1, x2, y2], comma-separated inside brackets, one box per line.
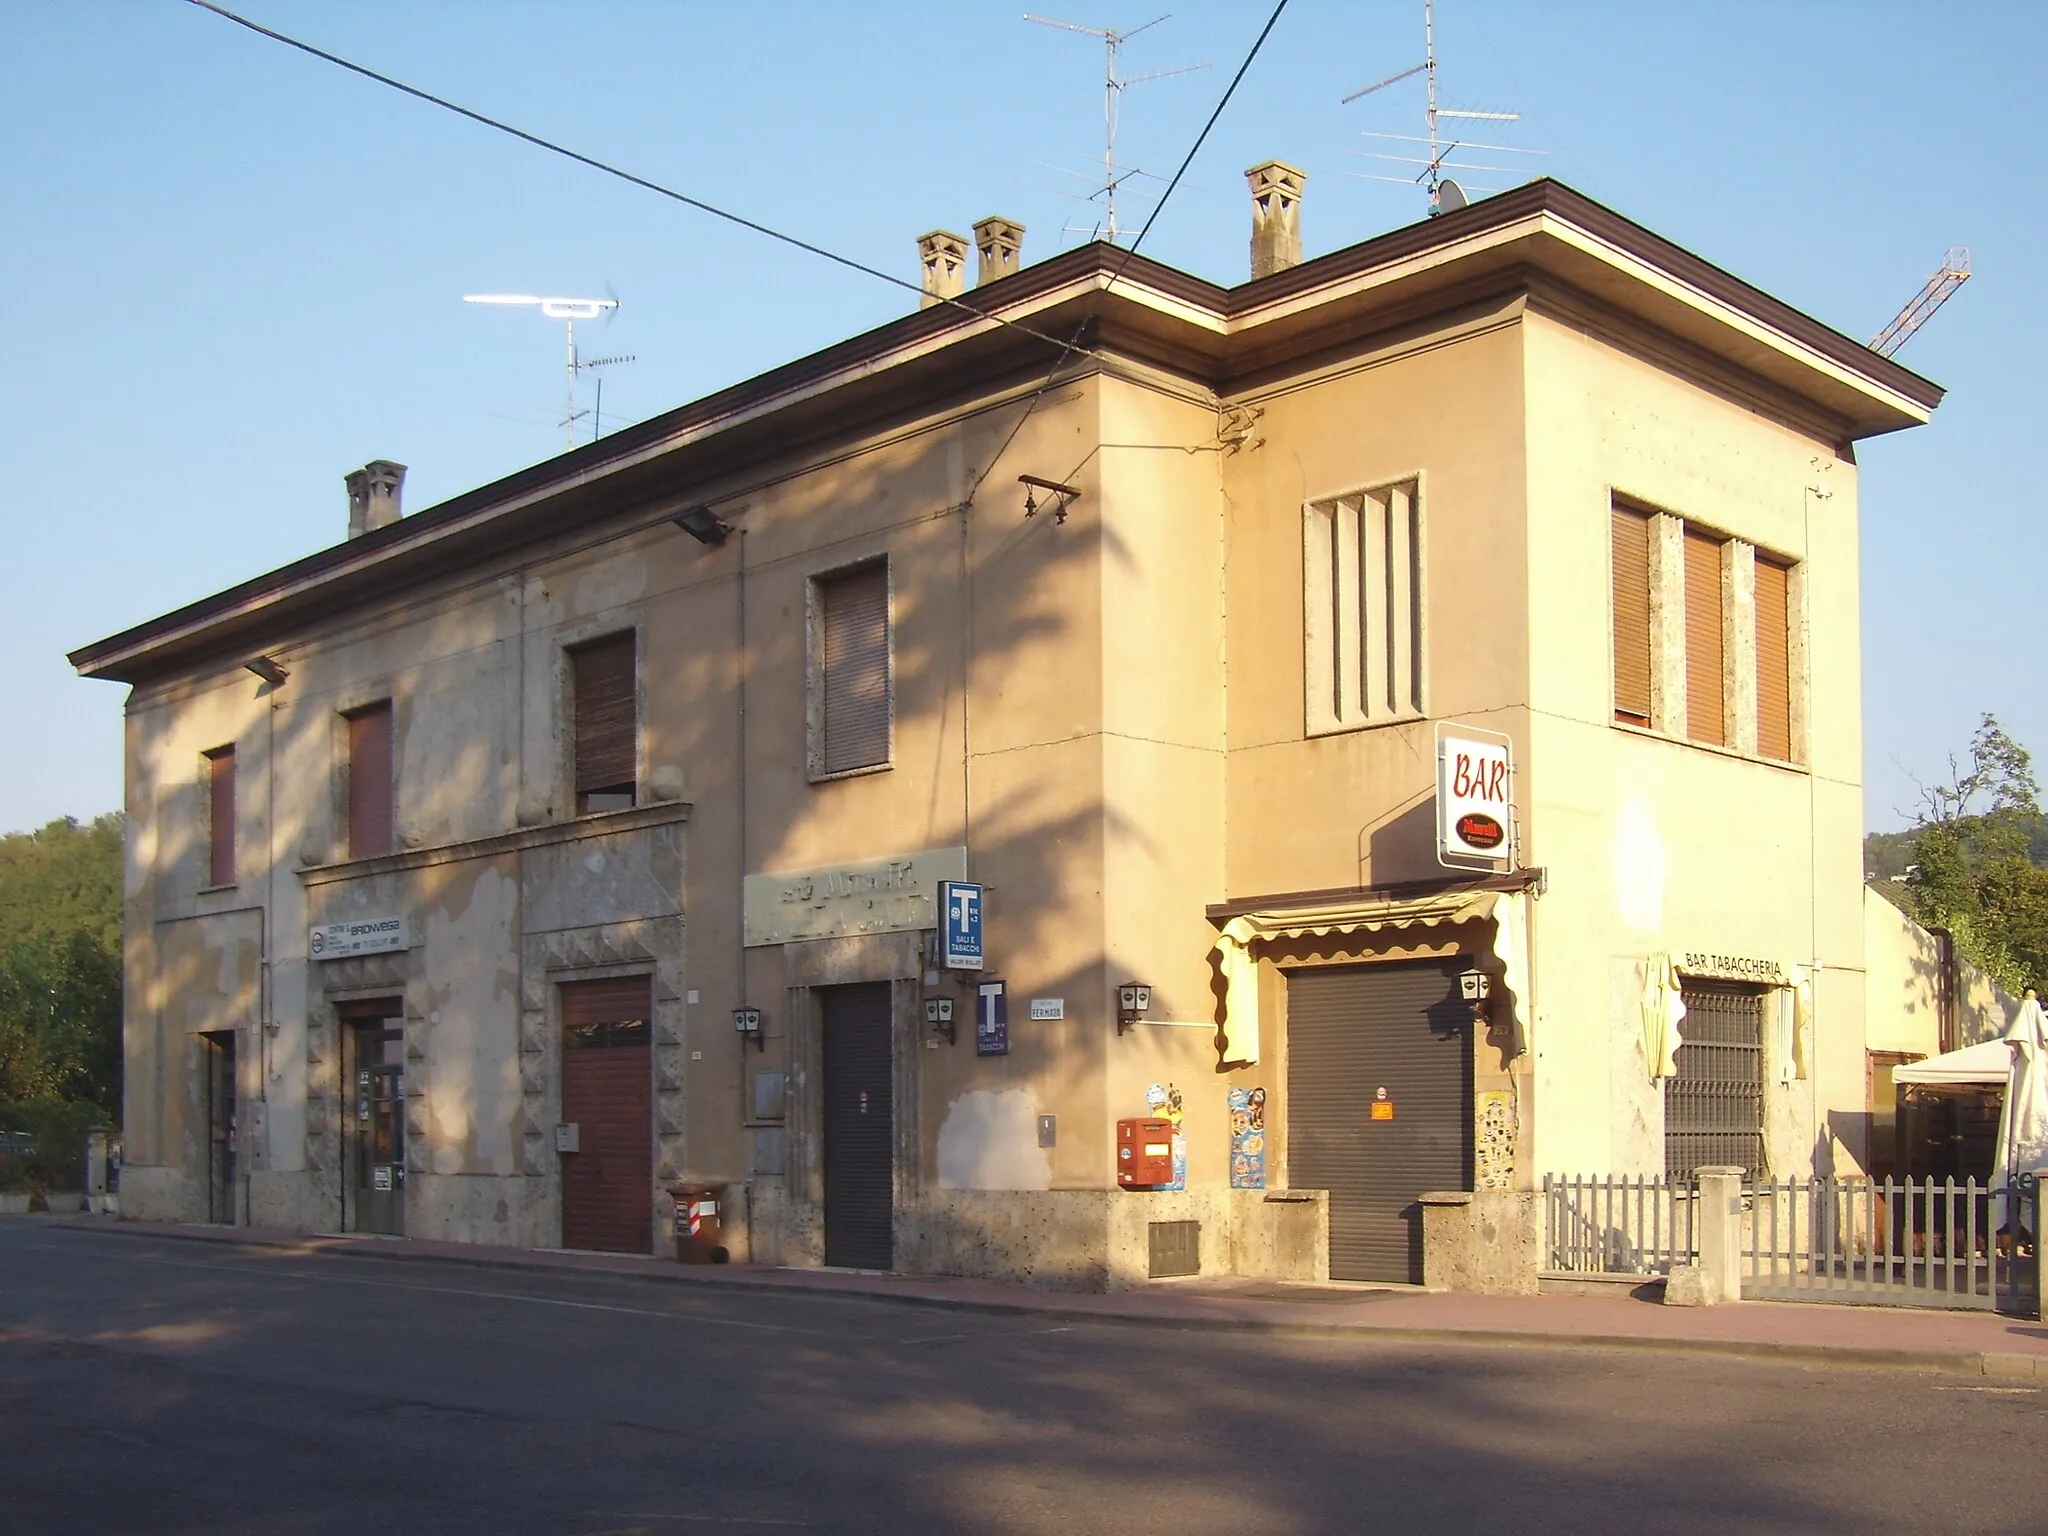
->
[1665, 980, 1764, 1177]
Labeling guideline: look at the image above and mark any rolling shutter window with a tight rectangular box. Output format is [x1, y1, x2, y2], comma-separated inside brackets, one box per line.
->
[571, 632, 637, 813]
[347, 702, 394, 859]
[1683, 528, 1726, 748]
[819, 563, 891, 775]
[1611, 505, 1653, 727]
[205, 746, 236, 887]
[1755, 554, 1793, 762]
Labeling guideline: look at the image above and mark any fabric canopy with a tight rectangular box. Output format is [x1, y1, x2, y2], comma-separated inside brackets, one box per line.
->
[1893, 1038, 2015, 1086]
[1206, 888, 1531, 1066]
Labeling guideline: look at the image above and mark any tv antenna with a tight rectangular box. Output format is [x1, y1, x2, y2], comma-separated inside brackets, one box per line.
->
[462, 291, 622, 450]
[1025, 13, 1208, 242]
[1869, 247, 1971, 358]
[1340, 0, 1538, 215]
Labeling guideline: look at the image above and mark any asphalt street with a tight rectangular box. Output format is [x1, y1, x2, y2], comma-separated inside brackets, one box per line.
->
[0, 1222, 2040, 1536]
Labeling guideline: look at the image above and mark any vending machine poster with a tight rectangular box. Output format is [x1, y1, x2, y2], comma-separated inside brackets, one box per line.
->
[1228, 1085, 1267, 1190]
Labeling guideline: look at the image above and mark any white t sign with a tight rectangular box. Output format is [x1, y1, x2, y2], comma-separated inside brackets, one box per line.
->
[1437, 730, 1512, 865]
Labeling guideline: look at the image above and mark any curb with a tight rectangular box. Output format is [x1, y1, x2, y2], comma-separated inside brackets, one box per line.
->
[25, 1216, 2045, 1379]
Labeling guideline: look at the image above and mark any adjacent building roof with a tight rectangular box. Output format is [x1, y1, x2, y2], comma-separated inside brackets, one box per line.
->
[71, 178, 1942, 685]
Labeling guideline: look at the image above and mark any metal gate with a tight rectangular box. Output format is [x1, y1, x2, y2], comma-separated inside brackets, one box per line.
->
[1286, 960, 1474, 1284]
[822, 982, 894, 1270]
[559, 976, 653, 1254]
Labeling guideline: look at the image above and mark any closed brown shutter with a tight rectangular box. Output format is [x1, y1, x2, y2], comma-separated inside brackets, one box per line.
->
[1683, 529, 1725, 747]
[1755, 555, 1793, 761]
[206, 747, 236, 886]
[559, 975, 653, 1255]
[821, 563, 890, 775]
[347, 702, 394, 859]
[1611, 505, 1652, 726]
[571, 632, 637, 810]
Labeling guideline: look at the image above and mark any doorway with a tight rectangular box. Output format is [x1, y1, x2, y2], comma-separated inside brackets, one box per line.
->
[344, 1009, 406, 1236]
[199, 1029, 237, 1225]
[821, 982, 894, 1270]
[1285, 959, 1475, 1283]
[559, 976, 654, 1254]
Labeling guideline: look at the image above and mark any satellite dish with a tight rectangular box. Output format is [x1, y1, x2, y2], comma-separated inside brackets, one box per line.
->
[1434, 178, 1468, 214]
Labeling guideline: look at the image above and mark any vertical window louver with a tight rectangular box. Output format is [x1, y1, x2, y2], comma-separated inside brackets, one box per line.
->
[1304, 478, 1423, 734]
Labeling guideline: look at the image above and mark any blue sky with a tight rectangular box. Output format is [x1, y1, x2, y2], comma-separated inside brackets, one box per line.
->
[3, 1, 2040, 834]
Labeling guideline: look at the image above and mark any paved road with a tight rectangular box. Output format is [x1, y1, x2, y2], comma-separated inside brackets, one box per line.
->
[1, 1222, 2040, 1535]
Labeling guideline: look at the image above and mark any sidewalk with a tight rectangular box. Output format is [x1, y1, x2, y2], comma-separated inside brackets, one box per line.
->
[27, 1213, 2048, 1378]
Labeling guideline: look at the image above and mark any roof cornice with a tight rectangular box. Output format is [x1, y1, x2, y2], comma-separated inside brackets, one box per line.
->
[71, 178, 1940, 684]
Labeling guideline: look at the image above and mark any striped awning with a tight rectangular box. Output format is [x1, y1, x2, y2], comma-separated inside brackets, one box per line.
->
[1207, 888, 1531, 1066]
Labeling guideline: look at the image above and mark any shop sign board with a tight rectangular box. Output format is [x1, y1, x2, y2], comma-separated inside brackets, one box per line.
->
[1679, 952, 1788, 984]
[976, 980, 1009, 1056]
[1437, 724, 1513, 869]
[743, 846, 967, 946]
[310, 915, 409, 960]
[939, 880, 984, 970]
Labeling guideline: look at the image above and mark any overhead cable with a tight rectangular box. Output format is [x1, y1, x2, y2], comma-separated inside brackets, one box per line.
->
[182, 0, 1084, 356]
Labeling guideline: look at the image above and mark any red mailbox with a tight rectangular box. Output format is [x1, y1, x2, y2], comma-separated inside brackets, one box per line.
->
[1117, 1117, 1175, 1188]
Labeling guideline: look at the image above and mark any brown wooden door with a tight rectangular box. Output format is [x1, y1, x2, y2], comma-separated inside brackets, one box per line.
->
[560, 977, 653, 1254]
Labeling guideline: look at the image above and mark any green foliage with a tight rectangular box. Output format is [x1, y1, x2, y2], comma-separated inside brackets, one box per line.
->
[1888, 716, 2048, 996]
[0, 815, 123, 1112]
[0, 1098, 109, 1194]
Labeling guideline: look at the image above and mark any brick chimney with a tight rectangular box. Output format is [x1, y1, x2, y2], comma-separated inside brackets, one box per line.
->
[1246, 161, 1306, 279]
[917, 230, 968, 309]
[345, 460, 406, 539]
[972, 217, 1026, 287]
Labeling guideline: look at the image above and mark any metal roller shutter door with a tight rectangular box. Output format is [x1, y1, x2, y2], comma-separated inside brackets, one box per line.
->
[822, 982, 894, 1269]
[560, 976, 653, 1255]
[1286, 961, 1474, 1284]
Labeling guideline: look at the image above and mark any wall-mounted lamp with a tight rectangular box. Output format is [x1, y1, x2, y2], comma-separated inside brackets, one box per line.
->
[1116, 982, 1152, 1036]
[1018, 474, 1081, 525]
[671, 505, 732, 545]
[733, 1005, 764, 1051]
[244, 656, 289, 687]
[925, 995, 956, 1045]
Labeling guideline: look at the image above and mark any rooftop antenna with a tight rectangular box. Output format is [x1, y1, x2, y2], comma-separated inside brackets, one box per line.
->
[572, 351, 636, 442]
[1025, 13, 1208, 242]
[1869, 247, 1971, 358]
[462, 292, 621, 451]
[1341, 0, 1529, 215]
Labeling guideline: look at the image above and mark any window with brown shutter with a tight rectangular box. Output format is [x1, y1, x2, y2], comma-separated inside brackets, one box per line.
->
[1683, 528, 1726, 747]
[1611, 504, 1653, 727]
[570, 632, 637, 814]
[205, 746, 236, 887]
[813, 562, 891, 777]
[1755, 553, 1793, 761]
[347, 701, 394, 859]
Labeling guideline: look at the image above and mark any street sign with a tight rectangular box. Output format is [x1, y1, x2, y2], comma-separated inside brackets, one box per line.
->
[310, 915, 409, 960]
[940, 880, 984, 970]
[1436, 725, 1513, 869]
[976, 979, 1008, 1056]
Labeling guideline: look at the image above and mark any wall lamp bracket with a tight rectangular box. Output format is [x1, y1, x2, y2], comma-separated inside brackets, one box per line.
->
[671, 505, 732, 545]
[1115, 982, 1152, 1036]
[925, 995, 957, 1045]
[733, 1006, 765, 1051]
[1018, 474, 1081, 525]
[244, 656, 289, 688]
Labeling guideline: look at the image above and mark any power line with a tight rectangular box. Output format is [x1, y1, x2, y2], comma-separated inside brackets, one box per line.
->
[968, 0, 1293, 505]
[181, 0, 1084, 357]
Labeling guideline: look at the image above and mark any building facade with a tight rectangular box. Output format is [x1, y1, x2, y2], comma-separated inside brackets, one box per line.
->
[73, 176, 1941, 1287]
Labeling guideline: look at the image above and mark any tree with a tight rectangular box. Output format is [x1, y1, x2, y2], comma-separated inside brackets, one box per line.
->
[1904, 716, 2048, 995]
[0, 815, 123, 1110]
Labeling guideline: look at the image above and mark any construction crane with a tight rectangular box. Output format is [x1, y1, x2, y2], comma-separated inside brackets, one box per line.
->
[1869, 247, 1971, 358]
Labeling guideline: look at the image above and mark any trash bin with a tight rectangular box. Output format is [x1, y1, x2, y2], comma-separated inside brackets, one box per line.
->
[669, 1181, 730, 1264]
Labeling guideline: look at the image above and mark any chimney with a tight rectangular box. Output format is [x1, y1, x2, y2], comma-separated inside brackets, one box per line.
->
[972, 217, 1026, 287]
[345, 460, 406, 539]
[1246, 160, 1307, 279]
[916, 229, 968, 309]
